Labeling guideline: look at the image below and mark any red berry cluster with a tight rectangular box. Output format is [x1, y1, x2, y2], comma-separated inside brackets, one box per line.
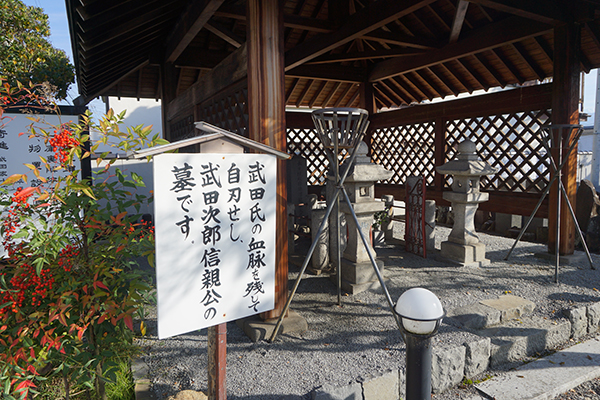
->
[57, 245, 80, 272]
[2, 188, 34, 256]
[49, 129, 79, 164]
[0, 263, 54, 315]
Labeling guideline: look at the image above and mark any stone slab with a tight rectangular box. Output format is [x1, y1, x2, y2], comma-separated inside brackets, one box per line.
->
[362, 370, 399, 400]
[479, 295, 535, 322]
[565, 306, 588, 339]
[431, 344, 466, 393]
[464, 337, 491, 378]
[588, 302, 600, 334]
[312, 382, 362, 400]
[476, 316, 571, 367]
[236, 310, 308, 342]
[476, 337, 600, 400]
[447, 302, 501, 329]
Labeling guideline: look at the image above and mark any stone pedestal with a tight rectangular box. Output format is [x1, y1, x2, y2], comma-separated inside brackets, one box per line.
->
[328, 141, 393, 294]
[436, 140, 496, 267]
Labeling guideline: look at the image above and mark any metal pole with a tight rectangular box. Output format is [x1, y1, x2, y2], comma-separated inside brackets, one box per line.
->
[505, 125, 582, 262]
[404, 334, 433, 400]
[555, 137, 562, 284]
[269, 129, 367, 342]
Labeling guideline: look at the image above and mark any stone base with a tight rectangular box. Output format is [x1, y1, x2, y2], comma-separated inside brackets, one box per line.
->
[330, 259, 386, 294]
[439, 241, 490, 267]
[235, 310, 307, 342]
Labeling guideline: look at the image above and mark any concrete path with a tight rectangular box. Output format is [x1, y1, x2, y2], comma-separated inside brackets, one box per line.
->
[469, 337, 600, 400]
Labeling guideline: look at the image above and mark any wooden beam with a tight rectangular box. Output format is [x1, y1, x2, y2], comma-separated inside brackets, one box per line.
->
[215, 5, 333, 33]
[549, 23, 580, 255]
[205, 21, 243, 48]
[369, 16, 551, 82]
[362, 31, 440, 49]
[286, 65, 365, 83]
[246, 0, 288, 319]
[78, 4, 177, 51]
[465, 0, 567, 24]
[585, 21, 600, 50]
[174, 49, 231, 69]
[307, 47, 424, 64]
[369, 82, 553, 127]
[449, 0, 469, 43]
[167, 44, 247, 121]
[165, 0, 226, 63]
[284, 0, 436, 70]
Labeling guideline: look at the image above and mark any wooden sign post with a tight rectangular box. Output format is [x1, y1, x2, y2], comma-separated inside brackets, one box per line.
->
[150, 127, 290, 400]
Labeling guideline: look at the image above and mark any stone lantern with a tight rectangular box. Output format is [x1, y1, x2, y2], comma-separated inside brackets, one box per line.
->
[436, 140, 497, 267]
[336, 141, 393, 293]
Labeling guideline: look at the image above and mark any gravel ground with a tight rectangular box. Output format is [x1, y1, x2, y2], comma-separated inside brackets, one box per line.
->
[136, 225, 600, 400]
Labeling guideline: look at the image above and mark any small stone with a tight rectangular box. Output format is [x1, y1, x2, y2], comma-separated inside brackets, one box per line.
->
[167, 390, 208, 400]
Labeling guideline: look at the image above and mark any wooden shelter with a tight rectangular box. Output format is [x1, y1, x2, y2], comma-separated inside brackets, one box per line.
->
[67, 0, 600, 318]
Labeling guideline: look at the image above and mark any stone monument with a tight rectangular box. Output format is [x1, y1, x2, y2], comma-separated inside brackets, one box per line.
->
[337, 141, 393, 293]
[436, 140, 497, 267]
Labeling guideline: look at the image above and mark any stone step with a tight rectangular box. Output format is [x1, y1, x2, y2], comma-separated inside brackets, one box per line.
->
[475, 337, 600, 400]
[476, 315, 572, 367]
[447, 294, 535, 330]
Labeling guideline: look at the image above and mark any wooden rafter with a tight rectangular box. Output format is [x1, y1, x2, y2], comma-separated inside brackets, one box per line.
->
[449, 0, 469, 43]
[465, 0, 567, 24]
[284, 0, 437, 70]
[361, 31, 439, 49]
[472, 53, 506, 87]
[414, 69, 445, 98]
[490, 47, 525, 83]
[165, 0, 226, 63]
[285, 78, 301, 103]
[510, 42, 546, 81]
[455, 58, 490, 90]
[296, 80, 316, 106]
[427, 65, 460, 96]
[442, 61, 475, 93]
[369, 16, 552, 82]
[409, 71, 438, 100]
[307, 48, 424, 64]
[286, 65, 365, 83]
[321, 81, 343, 106]
[215, 5, 332, 33]
[308, 81, 327, 108]
[333, 83, 355, 107]
[205, 21, 243, 48]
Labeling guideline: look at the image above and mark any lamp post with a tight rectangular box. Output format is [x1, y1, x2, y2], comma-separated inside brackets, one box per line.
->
[395, 288, 445, 400]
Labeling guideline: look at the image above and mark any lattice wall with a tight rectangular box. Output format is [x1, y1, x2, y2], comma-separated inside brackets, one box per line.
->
[287, 127, 330, 185]
[445, 110, 551, 193]
[371, 121, 436, 186]
[197, 86, 249, 137]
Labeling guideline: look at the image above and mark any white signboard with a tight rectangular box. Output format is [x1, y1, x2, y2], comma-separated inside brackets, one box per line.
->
[0, 112, 82, 258]
[0, 113, 80, 187]
[154, 153, 277, 339]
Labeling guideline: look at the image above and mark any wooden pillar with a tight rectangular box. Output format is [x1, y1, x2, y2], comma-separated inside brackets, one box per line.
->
[160, 62, 177, 141]
[246, 0, 288, 319]
[207, 323, 226, 400]
[549, 23, 580, 255]
[434, 117, 446, 194]
[359, 82, 376, 156]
